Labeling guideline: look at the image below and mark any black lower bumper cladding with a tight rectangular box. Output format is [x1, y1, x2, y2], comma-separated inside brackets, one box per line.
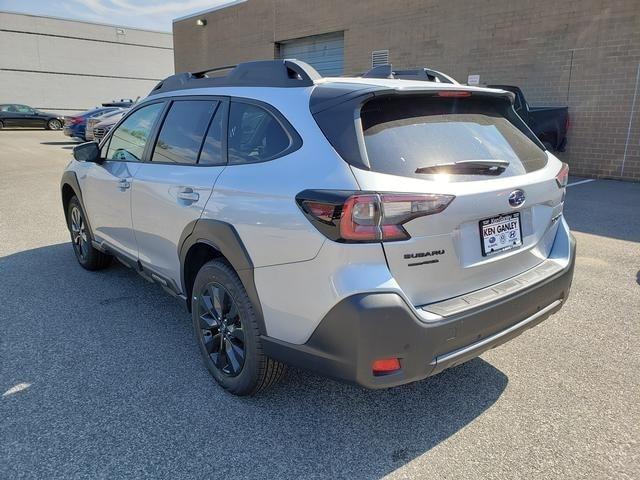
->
[262, 236, 576, 389]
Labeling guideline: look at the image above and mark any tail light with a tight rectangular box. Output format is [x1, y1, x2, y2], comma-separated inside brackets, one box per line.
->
[69, 116, 83, 125]
[437, 91, 472, 98]
[556, 163, 569, 188]
[297, 190, 454, 242]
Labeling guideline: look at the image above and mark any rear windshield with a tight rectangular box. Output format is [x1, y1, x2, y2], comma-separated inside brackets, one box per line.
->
[361, 95, 547, 180]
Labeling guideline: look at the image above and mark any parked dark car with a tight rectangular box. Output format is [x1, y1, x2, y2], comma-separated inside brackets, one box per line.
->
[63, 107, 121, 141]
[0, 104, 64, 130]
[102, 99, 136, 108]
[488, 85, 569, 151]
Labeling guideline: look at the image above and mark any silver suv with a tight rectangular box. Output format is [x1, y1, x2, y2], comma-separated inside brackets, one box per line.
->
[61, 60, 575, 395]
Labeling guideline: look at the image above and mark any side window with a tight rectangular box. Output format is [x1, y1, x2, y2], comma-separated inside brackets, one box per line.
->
[16, 105, 33, 113]
[199, 102, 226, 166]
[106, 103, 163, 162]
[151, 100, 217, 164]
[227, 102, 291, 164]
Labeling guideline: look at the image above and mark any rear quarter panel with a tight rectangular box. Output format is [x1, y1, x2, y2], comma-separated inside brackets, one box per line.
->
[201, 87, 360, 267]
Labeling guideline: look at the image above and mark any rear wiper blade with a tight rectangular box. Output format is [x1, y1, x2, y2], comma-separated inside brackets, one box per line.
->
[415, 159, 510, 174]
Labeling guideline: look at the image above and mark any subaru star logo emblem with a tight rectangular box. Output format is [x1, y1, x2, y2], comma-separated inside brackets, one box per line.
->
[508, 189, 526, 207]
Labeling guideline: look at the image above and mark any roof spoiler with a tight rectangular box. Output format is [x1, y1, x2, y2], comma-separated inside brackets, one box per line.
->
[149, 59, 321, 95]
[361, 64, 458, 84]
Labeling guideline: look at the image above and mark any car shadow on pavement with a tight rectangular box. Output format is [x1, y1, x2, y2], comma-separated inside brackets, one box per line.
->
[564, 178, 640, 243]
[1, 243, 508, 480]
[0, 127, 51, 131]
[40, 141, 79, 146]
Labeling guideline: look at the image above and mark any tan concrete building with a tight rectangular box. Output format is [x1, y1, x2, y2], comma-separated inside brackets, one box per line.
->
[173, 0, 640, 181]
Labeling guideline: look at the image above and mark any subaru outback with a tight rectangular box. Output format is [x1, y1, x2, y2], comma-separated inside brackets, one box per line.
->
[61, 60, 575, 396]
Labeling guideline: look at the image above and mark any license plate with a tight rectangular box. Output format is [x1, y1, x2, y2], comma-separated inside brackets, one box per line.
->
[479, 212, 522, 256]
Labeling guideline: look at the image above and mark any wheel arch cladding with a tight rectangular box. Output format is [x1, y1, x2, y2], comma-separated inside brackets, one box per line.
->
[61, 183, 75, 222]
[60, 171, 94, 238]
[179, 219, 267, 335]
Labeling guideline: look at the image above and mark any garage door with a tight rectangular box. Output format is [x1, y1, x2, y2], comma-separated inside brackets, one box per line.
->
[278, 32, 344, 77]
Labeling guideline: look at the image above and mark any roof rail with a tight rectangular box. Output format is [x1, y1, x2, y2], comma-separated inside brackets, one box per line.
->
[361, 64, 457, 84]
[149, 59, 321, 95]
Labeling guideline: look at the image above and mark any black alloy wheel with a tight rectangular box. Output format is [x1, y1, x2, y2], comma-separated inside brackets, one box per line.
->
[67, 196, 111, 270]
[196, 282, 246, 377]
[70, 204, 89, 262]
[191, 259, 286, 395]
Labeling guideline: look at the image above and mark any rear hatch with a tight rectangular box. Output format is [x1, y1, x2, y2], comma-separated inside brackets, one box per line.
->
[313, 87, 565, 307]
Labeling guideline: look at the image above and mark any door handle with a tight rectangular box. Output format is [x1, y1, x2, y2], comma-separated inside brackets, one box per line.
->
[177, 187, 199, 203]
[117, 178, 131, 190]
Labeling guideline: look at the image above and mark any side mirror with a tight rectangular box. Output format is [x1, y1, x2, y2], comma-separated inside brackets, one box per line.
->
[73, 141, 101, 163]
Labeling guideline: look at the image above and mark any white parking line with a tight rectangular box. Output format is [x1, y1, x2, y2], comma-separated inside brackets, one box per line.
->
[567, 179, 596, 187]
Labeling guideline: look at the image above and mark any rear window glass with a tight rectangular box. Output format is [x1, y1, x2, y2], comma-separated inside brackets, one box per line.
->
[152, 100, 217, 164]
[361, 95, 547, 180]
[228, 102, 291, 164]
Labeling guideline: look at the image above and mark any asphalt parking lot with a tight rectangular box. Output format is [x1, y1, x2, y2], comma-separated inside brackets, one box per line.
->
[1, 130, 639, 479]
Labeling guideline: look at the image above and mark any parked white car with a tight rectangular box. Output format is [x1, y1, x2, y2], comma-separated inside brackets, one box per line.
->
[91, 109, 127, 142]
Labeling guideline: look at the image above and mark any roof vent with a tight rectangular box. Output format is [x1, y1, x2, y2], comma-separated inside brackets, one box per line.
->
[371, 50, 390, 68]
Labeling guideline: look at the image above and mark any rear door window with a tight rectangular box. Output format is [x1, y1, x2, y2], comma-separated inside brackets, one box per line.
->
[361, 95, 547, 180]
[227, 102, 291, 164]
[199, 102, 226, 166]
[151, 100, 217, 164]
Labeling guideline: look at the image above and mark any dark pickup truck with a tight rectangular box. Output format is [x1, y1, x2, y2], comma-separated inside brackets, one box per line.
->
[488, 85, 569, 152]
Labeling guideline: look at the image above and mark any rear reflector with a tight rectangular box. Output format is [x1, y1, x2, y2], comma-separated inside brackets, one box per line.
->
[556, 163, 569, 188]
[437, 91, 472, 98]
[373, 358, 401, 374]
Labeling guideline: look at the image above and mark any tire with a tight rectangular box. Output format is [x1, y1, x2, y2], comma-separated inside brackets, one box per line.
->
[192, 259, 286, 396]
[47, 119, 62, 130]
[0, 120, 4, 130]
[67, 196, 111, 270]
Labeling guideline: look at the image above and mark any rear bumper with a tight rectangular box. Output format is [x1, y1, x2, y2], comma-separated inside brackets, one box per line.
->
[262, 233, 576, 389]
[63, 125, 85, 140]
